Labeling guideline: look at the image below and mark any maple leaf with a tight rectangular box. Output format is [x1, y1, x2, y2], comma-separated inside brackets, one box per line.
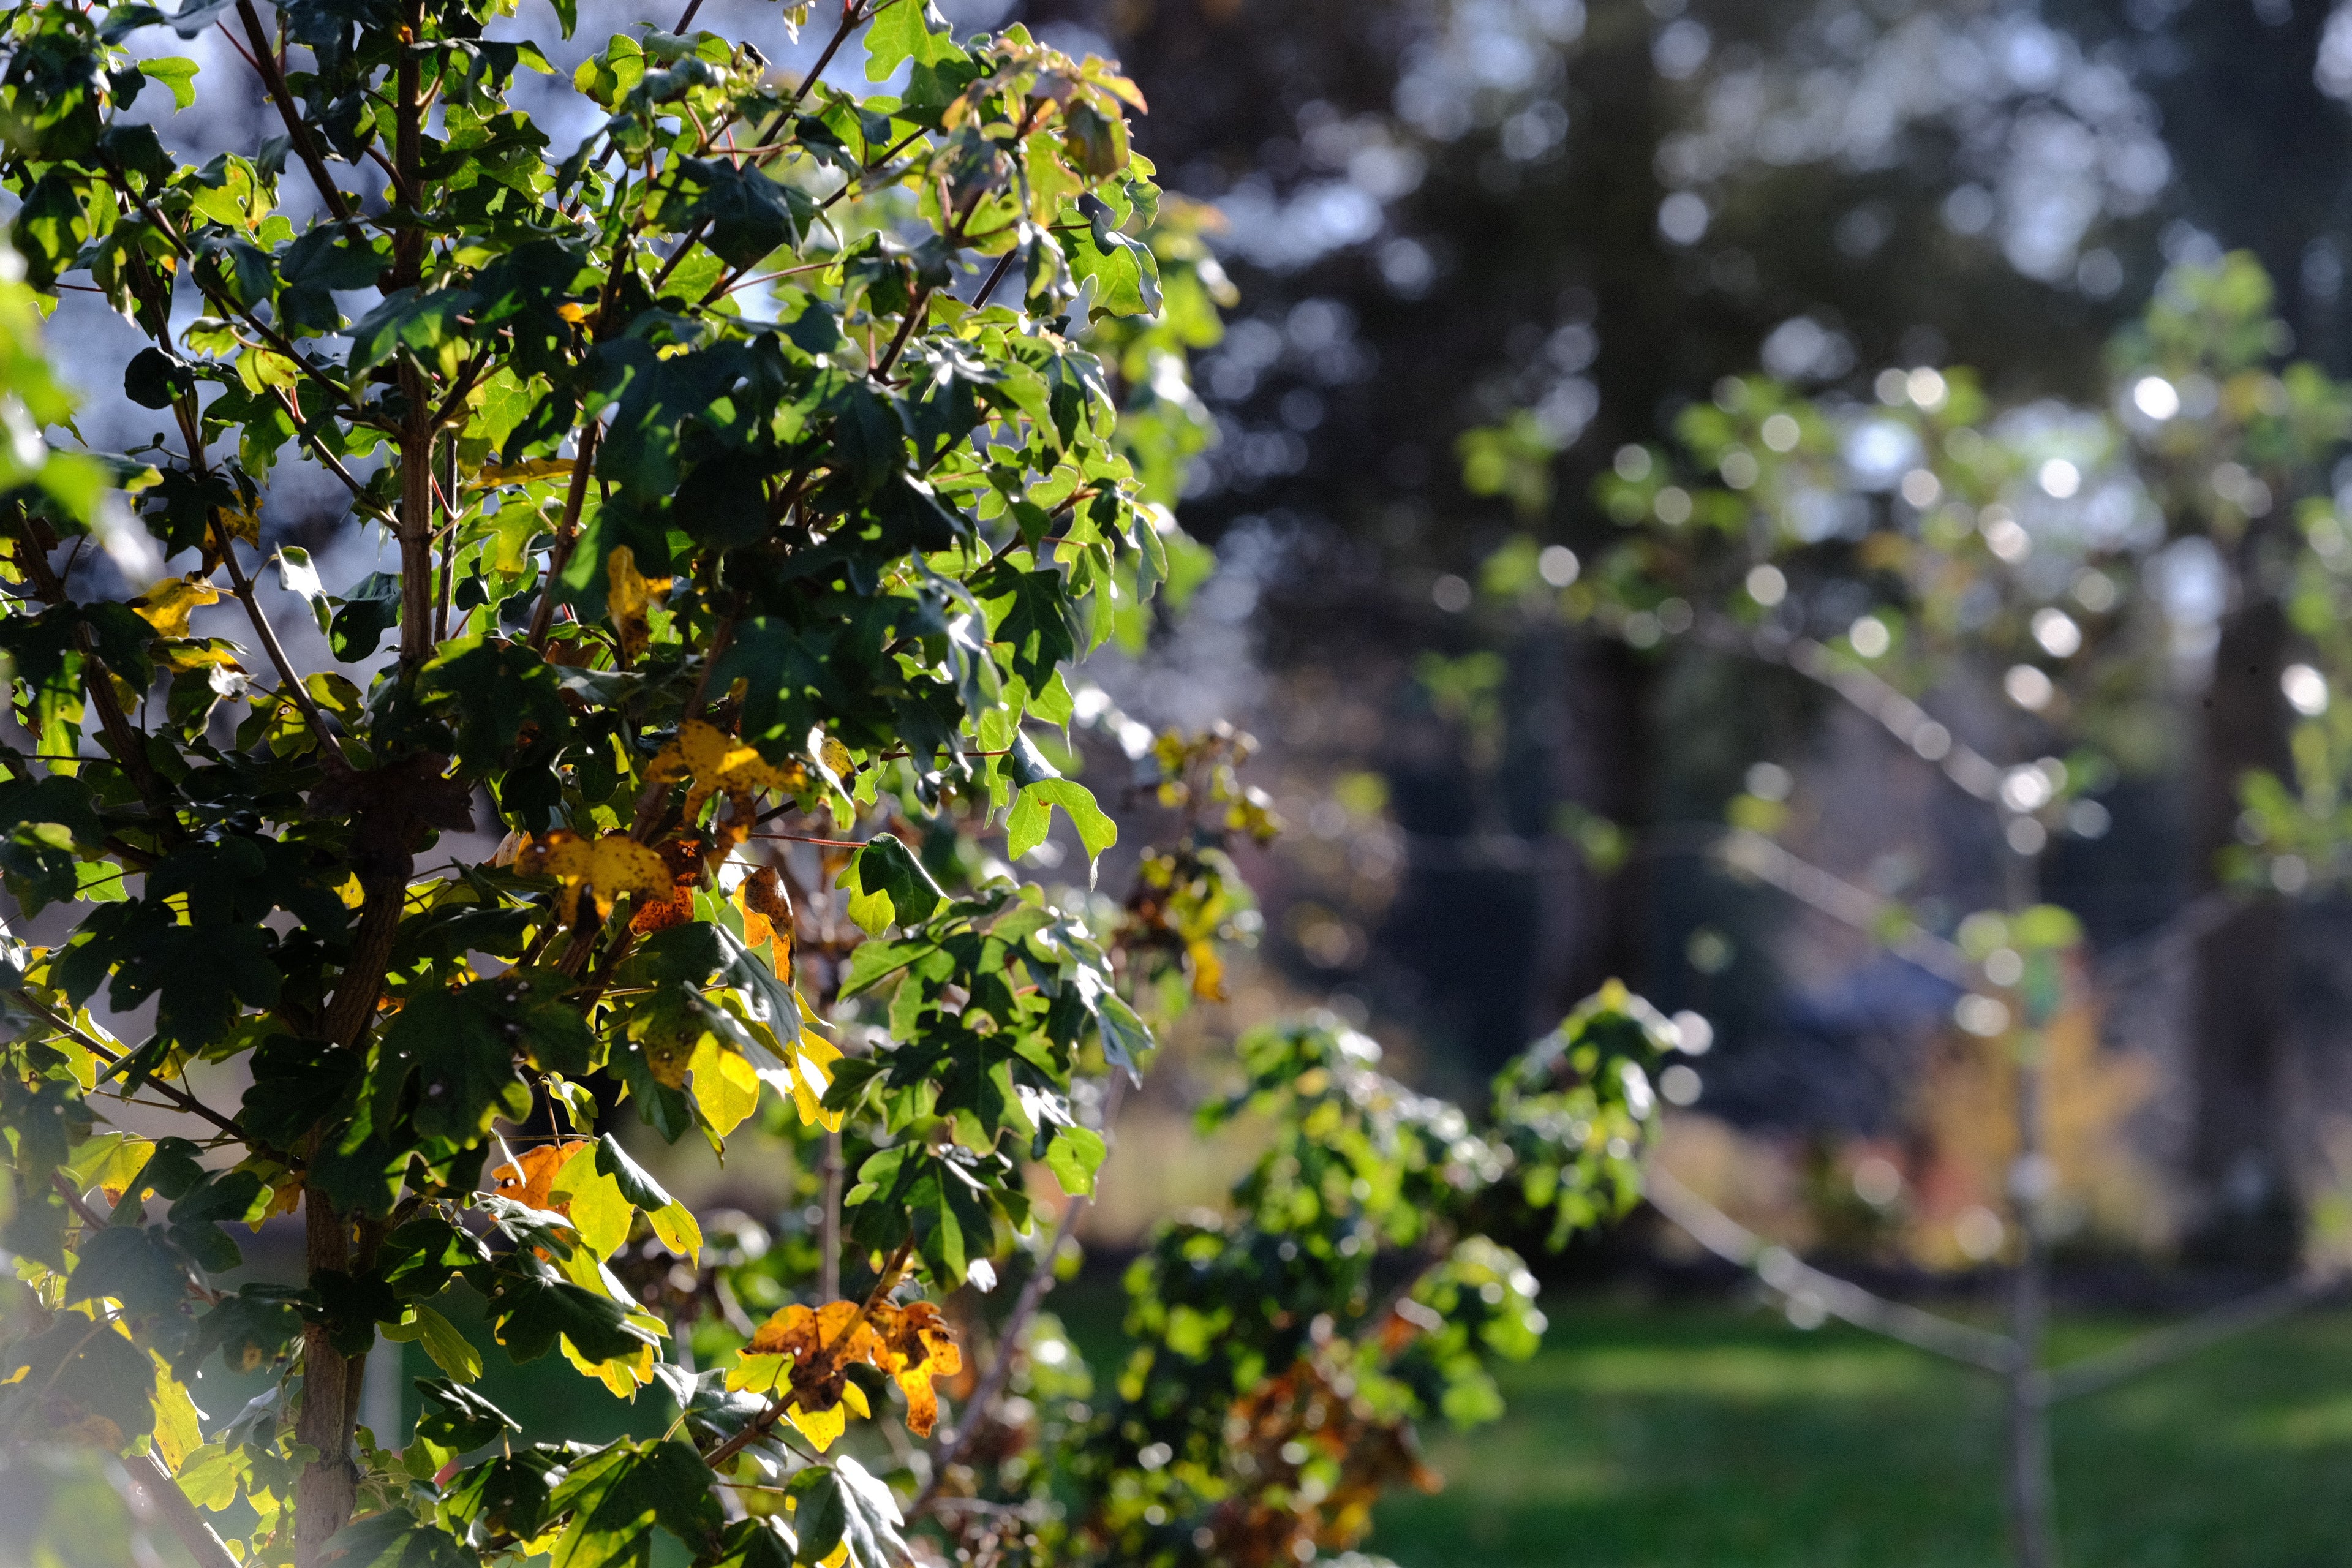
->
[129, 573, 221, 639]
[605, 545, 672, 662]
[518, 830, 674, 922]
[488, 1139, 595, 1211]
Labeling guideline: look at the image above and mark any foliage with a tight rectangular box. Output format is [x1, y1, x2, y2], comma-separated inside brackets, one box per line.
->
[914, 984, 1670, 1567]
[1455, 252, 2352, 1229]
[0, 4, 1664, 1567]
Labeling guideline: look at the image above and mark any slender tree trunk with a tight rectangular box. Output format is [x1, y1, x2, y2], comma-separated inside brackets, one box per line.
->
[292, 1195, 360, 1568]
[2185, 597, 2299, 1267]
[296, 14, 426, 1557]
[2003, 839, 2059, 1568]
[2006, 1047, 2058, 1568]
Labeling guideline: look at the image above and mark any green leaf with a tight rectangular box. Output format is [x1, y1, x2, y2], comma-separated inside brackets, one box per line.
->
[239, 1035, 361, 1152]
[679, 159, 812, 268]
[592, 1133, 673, 1212]
[320, 1509, 477, 1568]
[1006, 778, 1117, 864]
[0, 1314, 156, 1447]
[443, 1450, 564, 1543]
[140, 56, 199, 110]
[369, 986, 535, 1144]
[486, 1270, 656, 1366]
[274, 546, 330, 633]
[330, 571, 402, 661]
[974, 562, 1077, 688]
[383, 1302, 483, 1384]
[1044, 1124, 1105, 1197]
[548, 1438, 725, 1567]
[183, 1284, 309, 1376]
[697, 1518, 797, 1568]
[413, 1377, 520, 1451]
[418, 636, 571, 772]
[1064, 221, 1161, 320]
[863, 0, 961, 81]
[67, 1226, 192, 1320]
[790, 1457, 905, 1568]
[835, 834, 946, 934]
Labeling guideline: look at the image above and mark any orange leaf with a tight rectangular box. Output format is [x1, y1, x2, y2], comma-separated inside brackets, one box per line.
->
[489, 1139, 595, 1211]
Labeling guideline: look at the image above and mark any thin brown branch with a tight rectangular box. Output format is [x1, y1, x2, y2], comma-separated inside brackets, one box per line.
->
[1714, 827, 1980, 988]
[124, 1449, 241, 1568]
[818, 1129, 844, 1303]
[18, 993, 245, 1139]
[211, 519, 355, 774]
[747, 832, 870, 848]
[235, 0, 355, 222]
[51, 1171, 113, 1233]
[528, 421, 601, 650]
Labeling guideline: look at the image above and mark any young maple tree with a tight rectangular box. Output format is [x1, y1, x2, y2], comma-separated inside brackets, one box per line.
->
[0, 1, 1673, 1565]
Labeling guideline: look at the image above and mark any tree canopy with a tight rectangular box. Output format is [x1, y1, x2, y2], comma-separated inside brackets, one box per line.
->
[0, 1, 1676, 1564]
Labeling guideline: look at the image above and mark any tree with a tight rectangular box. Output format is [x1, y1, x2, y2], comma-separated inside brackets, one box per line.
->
[1455, 247, 2352, 1565]
[0, 2, 1672, 1565]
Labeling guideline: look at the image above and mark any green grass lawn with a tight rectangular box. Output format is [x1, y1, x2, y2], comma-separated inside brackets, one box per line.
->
[1368, 1299, 2352, 1568]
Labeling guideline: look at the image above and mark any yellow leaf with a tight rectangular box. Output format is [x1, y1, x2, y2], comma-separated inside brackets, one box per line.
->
[550, 1161, 633, 1260]
[471, 458, 575, 489]
[175, 1443, 243, 1512]
[648, 1199, 703, 1266]
[839, 1380, 870, 1419]
[562, 1332, 655, 1398]
[688, 1034, 764, 1139]
[605, 545, 672, 662]
[152, 638, 243, 673]
[784, 1035, 843, 1133]
[131, 574, 222, 639]
[64, 1133, 153, 1207]
[1187, 938, 1226, 1003]
[650, 720, 802, 824]
[521, 831, 673, 922]
[785, 1400, 846, 1453]
[726, 1352, 790, 1395]
[149, 1355, 203, 1470]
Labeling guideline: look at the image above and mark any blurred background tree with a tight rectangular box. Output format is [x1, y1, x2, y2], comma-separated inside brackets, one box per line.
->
[974, 0, 2352, 1272]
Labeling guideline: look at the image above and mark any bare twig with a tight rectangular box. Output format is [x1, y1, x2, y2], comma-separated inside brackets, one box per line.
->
[234, 0, 354, 222]
[528, 422, 601, 650]
[1713, 827, 1980, 987]
[2037, 1270, 2346, 1404]
[12, 989, 243, 1137]
[124, 1449, 241, 1568]
[1643, 1166, 2019, 1374]
[1684, 613, 2005, 802]
[213, 521, 353, 774]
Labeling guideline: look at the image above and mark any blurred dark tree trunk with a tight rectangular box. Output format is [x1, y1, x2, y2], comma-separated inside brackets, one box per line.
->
[2185, 597, 2299, 1268]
